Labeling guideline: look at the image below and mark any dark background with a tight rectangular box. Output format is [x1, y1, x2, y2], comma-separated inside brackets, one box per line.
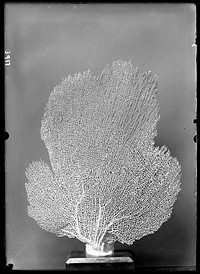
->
[5, 3, 196, 270]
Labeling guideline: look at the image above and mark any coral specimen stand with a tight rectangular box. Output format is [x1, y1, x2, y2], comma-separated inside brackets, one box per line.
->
[66, 250, 134, 271]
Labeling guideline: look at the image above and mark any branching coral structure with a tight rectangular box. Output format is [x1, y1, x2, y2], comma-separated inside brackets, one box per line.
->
[25, 60, 181, 253]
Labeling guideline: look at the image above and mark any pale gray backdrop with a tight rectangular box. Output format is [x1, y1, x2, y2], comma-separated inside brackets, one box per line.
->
[5, 3, 196, 270]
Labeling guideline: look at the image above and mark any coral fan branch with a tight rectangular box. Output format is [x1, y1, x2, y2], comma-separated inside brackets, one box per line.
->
[93, 203, 102, 245]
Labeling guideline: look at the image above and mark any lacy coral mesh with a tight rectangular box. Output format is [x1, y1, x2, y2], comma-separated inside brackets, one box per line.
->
[25, 60, 181, 247]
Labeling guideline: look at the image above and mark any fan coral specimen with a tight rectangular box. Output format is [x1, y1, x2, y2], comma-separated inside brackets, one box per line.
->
[25, 60, 181, 253]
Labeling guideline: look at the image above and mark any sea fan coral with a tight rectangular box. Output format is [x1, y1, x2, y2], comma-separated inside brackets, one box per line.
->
[25, 60, 181, 254]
